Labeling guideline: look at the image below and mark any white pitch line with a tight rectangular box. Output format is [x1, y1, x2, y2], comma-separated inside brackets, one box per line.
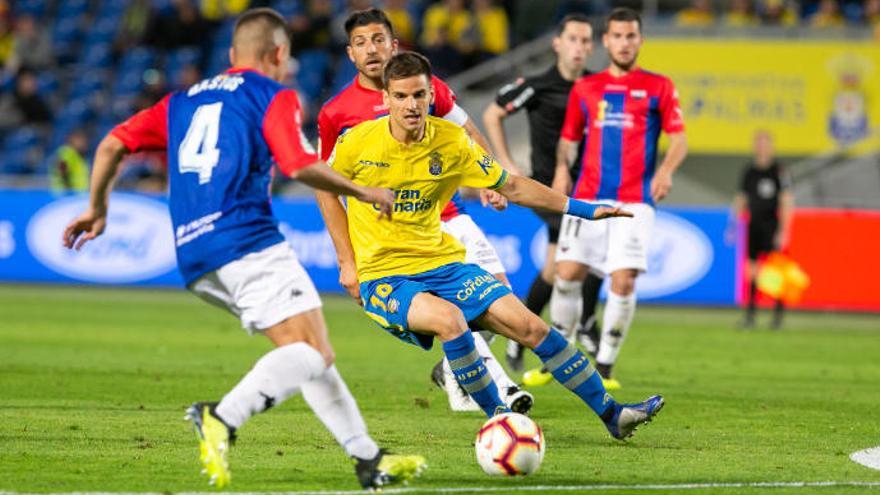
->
[4, 482, 880, 495]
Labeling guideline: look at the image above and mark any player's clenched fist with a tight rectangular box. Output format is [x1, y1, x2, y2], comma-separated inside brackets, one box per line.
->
[356, 186, 395, 220]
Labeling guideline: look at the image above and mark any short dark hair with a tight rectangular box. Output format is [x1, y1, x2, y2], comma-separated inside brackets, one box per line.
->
[383, 52, 432, 88]
[605, 7, 642, 32]
[232, 8, 290, 59]
[556, 13, 592, 35]
[344, 8, 395, 38]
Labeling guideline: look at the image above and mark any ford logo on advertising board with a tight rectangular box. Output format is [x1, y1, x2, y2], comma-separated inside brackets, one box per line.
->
[26, 194, 177, 283]
[639, 211, 713, 299]
[528, 211, 712, 299]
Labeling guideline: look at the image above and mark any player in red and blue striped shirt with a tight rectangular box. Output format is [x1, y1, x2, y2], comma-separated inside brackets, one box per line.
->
[548, 7, 688, 390]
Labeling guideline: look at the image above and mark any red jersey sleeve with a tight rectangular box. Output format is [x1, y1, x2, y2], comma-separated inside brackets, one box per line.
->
[263, 89, 321, 177]
[316, 107, 337, 161]
[110, 94, 170, 152]
[431, 76, 457, 117]
[659, 78, 685, 134]
[560, 85, 587, 142]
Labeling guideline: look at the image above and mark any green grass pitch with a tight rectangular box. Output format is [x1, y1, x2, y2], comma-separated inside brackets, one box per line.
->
[1, 285, 879, 494]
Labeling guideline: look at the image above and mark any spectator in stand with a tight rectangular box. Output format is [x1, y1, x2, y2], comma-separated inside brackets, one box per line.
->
[758, 0, 799, 25]
[9, 14, 53, 72]
[421, 0, 476, 53]
[675, 0, 716, 27]
[49, 130, 91, 193]
[473, 0, 509, 60]
[809, 0, 845, 27]
[147, 0, 212, 49]
[865, 0, 880, 38]
[0, 15, 13, 70]
[723, 0, 759, 26]
[0, 69, 51, 131]
[289, 0, 334, 54]
[200, 0, 251, 21]
[113, 0, 154, 57]
[383, 0, 416, 48]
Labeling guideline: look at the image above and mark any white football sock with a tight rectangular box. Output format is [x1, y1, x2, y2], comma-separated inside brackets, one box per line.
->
[550, 278, 583, 340]
[473, 331, 516, 389]
[596, 291, 637, 366]
[215, 342, 327, 429]
[301, 365, 379, 460]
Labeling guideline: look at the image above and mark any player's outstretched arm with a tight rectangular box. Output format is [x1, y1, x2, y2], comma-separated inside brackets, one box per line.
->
[62, 134, 129, 250]
[293, 162, 394, 220]
[497, 174, 633, 221]
[315, 189, 361, 303]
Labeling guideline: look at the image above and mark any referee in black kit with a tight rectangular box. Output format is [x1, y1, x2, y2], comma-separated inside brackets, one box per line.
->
[483, 13, 605, 371]
[733, 130, 794, 329]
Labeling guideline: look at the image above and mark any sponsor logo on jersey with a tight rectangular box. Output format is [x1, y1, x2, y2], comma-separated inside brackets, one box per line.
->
[630, 89, 647, 99]
[358, 159, 391, 168]
[595, 100, 634, 129]
[429, 152, 443, 176]
[456, 273, 504, 302]
[372, 189, 434, 213]
[27, 194, 176, 283]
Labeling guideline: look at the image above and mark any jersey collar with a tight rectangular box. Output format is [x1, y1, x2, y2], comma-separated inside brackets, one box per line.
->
[227, 67, 266, 76]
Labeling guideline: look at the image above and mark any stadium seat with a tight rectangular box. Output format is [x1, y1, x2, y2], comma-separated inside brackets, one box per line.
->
[81, 43, 113, 69]
[2, 128, 44, 175]
[16, 0, 48, 17]
[329, 58, 358, 96]
[296, 49, 330, 103]
[272, 0, 304, 17]
[35, 72, 59, 96]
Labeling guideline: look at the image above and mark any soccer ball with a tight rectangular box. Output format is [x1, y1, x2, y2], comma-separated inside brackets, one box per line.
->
[475, 412, 545, 476]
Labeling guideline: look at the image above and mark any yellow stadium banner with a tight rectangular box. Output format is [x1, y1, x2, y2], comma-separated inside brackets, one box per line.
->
[639, 39, 880, 155]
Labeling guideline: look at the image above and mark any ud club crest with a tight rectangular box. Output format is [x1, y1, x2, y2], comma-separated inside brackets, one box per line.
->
[428, 152, 443, 176]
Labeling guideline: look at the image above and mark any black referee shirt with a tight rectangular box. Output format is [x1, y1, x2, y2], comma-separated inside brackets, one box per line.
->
[739, 161, 792, 222]
[495, 65, 587, 186]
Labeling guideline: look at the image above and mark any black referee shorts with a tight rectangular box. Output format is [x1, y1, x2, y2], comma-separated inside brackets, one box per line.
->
[748, 220, 778, 260]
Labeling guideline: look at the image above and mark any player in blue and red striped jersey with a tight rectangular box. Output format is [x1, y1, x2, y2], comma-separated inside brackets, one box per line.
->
[548, 8, 689, 390]
[315, 8, 532, 414]
[62, 8, 425, 490]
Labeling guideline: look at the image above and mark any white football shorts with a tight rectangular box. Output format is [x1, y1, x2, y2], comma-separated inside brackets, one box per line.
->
[441, 214, 506, 275]
[555, 201, 655, 276]
[188, 241, 322, 334]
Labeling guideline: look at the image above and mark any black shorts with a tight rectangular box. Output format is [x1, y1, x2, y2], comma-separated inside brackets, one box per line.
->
[536, 209, 563, 244]
[748, 221, 778, 260]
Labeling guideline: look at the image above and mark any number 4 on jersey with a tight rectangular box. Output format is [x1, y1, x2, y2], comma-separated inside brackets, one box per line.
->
[179, 102, 222, 184]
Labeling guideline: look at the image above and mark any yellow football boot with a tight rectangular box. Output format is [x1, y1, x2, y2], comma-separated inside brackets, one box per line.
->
[522, 366, 553, 387]
[185, 402, 234, 488]
[355, 450, 427, 489]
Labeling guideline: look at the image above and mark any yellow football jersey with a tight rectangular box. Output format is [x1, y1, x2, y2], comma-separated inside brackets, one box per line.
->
[329, 116, 508, 282]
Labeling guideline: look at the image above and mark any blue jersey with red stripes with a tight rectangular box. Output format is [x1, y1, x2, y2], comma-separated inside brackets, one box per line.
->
[561, 68, 685, 206]
[317, 75, 467, 221]
[111, 69, 319, 284]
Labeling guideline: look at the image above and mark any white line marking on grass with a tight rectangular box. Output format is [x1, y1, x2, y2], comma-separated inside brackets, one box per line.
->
[852, 447, 880, 471]
[4, 482, 880, 494]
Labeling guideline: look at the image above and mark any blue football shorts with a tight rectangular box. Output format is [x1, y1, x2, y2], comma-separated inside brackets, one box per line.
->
[359, 262, 512, 350]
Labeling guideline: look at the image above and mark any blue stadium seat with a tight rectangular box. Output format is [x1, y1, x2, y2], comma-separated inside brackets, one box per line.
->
[36, 72, 59, 96]
[2, 128, 44, 175]
[329, 57, 358, 96]
[166, 47, 203, 79]
[296, 49, 330, 103]
[84, 17, 120, 45]
[272, 0, 304, 17]
[205, 46, 230, 76]
[114, 67, 145, 97]
[119, 47, 155, 72]
[58, 0, 89, 18]
[81, 42, 113, 69]
[16, 0, 48, 17]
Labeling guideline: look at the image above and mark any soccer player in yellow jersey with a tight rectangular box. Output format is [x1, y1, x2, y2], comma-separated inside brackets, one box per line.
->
[323, 52, 664, 439]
